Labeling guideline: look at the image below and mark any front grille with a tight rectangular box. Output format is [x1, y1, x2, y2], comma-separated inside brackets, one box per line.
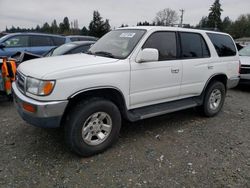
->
[240, 65, 250, 74]
[16, 71, 26, 93]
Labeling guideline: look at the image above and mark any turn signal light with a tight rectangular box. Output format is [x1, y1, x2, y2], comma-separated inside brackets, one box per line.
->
[22, 103, 36, 113]
[42, 81, 54, 95]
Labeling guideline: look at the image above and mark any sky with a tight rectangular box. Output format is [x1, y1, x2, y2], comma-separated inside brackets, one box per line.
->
[0, 0, 249, 31]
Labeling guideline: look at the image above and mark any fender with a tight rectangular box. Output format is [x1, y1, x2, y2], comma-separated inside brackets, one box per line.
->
[68, 86, 126, 100]
[196, 73, 228, 105]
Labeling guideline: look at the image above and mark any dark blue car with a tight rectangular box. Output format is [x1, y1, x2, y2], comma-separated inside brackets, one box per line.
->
[0, 33, 66, 57]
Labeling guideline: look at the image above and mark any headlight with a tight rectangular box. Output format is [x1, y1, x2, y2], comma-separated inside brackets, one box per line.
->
[26, 77, 55, 96]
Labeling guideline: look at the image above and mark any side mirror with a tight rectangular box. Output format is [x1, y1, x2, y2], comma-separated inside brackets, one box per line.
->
[136, 48, 159, 63]
[0, 43, 6, 48]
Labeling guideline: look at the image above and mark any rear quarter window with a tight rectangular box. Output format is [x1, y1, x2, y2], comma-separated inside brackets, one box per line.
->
[207, 33, 236, 57]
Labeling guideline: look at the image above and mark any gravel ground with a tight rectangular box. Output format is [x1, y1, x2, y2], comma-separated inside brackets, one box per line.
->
[0, 86, 250, 188]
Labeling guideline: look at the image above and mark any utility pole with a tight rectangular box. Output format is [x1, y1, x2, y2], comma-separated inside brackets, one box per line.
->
[180, 9, 185, 27]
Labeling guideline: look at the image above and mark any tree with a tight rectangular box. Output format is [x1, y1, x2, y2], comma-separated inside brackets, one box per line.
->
[154, 8, 178, 26]
[89, 11, 111, 38]
[207, 0, 223, 30]
[120, 24, 128, 28]
[137, 21, 151, 26]
[59, 17, 70, 34]
[41, 22, 50, 33]
[230, 14, 250, 38]
[51, 19, 58, 34]
[81, 26, 89, 35]
[35, 25, 41, 32]
[197, 16, 209, 28]
[221, 16, 232, 33]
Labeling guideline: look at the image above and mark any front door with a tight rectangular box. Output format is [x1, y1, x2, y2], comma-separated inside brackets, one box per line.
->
[0, 35, 30, 57]
[130, 31, 182, 109]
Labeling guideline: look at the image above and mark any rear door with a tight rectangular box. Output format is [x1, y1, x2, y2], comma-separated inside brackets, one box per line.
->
[179, 32, 211, 98]
[29, 35, 55, 55]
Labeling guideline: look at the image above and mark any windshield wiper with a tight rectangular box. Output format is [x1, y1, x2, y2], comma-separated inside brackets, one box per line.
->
[93, 51, 115, 58]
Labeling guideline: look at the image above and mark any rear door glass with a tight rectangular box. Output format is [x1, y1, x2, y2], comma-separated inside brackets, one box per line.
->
[30, 36, 53, 47]
[180, 32, 210, 59]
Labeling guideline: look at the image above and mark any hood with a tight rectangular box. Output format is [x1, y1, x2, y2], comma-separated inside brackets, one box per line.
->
[240, 56, 250, 66]
[18, 53, 118, 79]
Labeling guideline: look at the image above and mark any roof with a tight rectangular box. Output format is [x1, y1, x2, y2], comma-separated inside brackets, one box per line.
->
[69, 41, 96, 45]
[67, 35, 97, 38]
[117, 26, 229, 36]
[2, 32, 65, 38]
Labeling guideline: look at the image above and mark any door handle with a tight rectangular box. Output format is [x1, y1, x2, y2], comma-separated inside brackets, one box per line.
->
[171, 69, 179, 73]
[208, 65, 214, 69]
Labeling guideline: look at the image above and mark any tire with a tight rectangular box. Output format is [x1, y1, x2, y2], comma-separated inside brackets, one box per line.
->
[199, 81, 226, 117]
[64, 98, 121, 157]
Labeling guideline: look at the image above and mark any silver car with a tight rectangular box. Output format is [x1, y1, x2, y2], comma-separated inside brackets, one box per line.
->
[239, 44, 250, 84]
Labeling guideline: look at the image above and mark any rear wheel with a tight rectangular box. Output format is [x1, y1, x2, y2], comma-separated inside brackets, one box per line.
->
[64, 98, 121, 156]
[199, 81, 226, 117]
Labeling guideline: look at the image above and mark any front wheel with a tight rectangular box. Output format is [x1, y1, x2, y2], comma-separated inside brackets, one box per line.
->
[199, 81, 226, 117]
[64, 98, 121, 156]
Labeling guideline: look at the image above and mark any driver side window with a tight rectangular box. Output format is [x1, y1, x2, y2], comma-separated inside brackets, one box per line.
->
[4, 36, 29, 48]
[143, 32, 177, 61]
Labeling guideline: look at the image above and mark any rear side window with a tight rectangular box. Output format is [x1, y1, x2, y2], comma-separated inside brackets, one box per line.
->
[51, 37, 66, 46]
[143, 32, 177, 61]
[180, 32, 210, 59]
[30, 36, 53, 47]
[207, 33, 236, 57]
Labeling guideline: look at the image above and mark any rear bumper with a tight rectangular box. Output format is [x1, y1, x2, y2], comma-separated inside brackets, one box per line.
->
[227, 77, 240, 89]
[12, 82, 68, 128]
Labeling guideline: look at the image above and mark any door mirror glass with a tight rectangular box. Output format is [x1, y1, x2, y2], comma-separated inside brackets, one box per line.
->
[136, 48, 159, 63]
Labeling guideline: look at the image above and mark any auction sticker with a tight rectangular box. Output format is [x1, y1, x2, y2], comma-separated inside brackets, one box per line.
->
[120, 33, 136, 38]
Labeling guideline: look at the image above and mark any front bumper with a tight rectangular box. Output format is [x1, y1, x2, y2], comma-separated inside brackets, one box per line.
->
[12, 82, 68, 128]
[240, 74, 250, 85]
[227, 77, 240, 89]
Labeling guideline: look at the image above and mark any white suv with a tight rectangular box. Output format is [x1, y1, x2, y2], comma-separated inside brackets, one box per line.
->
[12, 27, 240, 156]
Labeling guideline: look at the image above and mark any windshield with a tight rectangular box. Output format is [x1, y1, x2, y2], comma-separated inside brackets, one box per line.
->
[88, 29, 146, 59]
[47, 43, 77, 56]
[239, 44, 250, 56]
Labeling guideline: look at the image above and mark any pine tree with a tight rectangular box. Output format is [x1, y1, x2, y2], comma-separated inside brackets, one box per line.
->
[51, 19, 58, 34]
[81, 26, 89, 35]
[207, 0, 223, 30]
[41, 22, 50, 33]
[89, 11, 111, 38]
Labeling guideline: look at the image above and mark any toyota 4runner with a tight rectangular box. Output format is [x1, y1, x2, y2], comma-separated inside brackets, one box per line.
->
[12, 27, 240, 156]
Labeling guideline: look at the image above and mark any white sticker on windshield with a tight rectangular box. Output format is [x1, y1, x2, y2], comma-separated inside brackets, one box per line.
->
[120, 33, 136, 38]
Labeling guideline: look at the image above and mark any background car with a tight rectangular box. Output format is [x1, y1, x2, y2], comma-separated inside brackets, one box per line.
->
[0, 33, 66, 57]
[239, 44, 250, 84]
[65, 35, 98, 42]
[0, 33, 98, 57]
[45, 41, 95, 57]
